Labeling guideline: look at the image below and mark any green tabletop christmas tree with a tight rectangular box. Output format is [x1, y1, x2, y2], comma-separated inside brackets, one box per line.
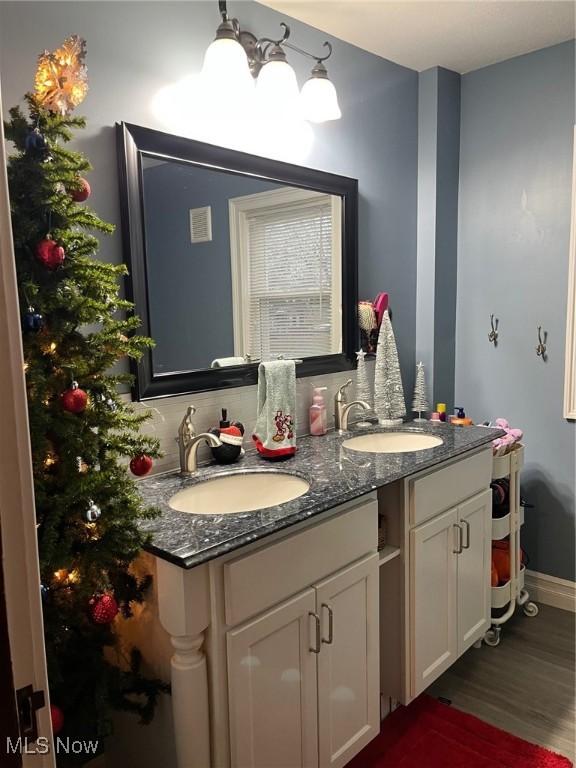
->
[4, 36, 168, 754]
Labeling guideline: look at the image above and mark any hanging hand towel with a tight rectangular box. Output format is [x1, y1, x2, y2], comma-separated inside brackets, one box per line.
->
[253, 360, 297, 459]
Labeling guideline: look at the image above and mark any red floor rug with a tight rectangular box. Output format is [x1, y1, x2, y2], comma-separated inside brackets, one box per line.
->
[347, 695, 573, 768]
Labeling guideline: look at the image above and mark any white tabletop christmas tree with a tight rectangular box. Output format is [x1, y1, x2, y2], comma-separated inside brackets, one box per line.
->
[356, 349, 373, 407]
[374, 309, 406, 425]
[412, 361, 429, 421]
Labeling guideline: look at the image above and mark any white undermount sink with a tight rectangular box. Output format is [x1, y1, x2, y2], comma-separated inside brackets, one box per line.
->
[342, 432, 443, 453]
[168, 472, 310, 515]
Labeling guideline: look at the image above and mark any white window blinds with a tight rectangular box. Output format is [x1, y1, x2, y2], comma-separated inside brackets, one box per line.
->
[242, 195, 337, 361]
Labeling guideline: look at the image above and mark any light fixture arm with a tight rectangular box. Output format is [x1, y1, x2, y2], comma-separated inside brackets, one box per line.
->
[257, 21, 291, 49]
[284, 40, 333, 64]
[254, 22, 291, 65]
[218, 0, 229, 21]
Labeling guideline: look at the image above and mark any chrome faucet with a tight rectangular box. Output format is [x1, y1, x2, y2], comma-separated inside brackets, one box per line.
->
[177, 406, 222, 474]
[339, 401, 371, 432]
[183, 433, 222, 474]
[334, 378, 372, 433]
[177, 405, 197, 473]
[334, 379, 353, 432]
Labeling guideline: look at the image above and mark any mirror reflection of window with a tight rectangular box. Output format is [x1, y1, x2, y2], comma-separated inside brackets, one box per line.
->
[229, 188, 342, 362]
[141, 154, 342, 375]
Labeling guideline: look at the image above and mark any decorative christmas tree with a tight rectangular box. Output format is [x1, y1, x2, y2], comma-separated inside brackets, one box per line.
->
[355, 349, 374, 427]
[412, 361, 429, 421]
[374, 309, 406, 425]
[356, 349, 372, 407]
[5, 37, 168, 749]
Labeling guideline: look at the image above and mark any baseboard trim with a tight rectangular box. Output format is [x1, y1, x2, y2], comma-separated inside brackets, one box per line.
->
[524, 570, 576, 613]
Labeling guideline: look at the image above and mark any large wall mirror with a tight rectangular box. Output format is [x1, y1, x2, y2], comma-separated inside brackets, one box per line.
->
[117, 123, 358, 399]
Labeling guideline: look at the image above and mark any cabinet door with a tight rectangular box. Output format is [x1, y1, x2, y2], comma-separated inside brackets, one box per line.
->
[227, 589, 319, 768]
[315, 554, 379, 768]
[410, 507, 459, 698]
[457, 489, 492, 654]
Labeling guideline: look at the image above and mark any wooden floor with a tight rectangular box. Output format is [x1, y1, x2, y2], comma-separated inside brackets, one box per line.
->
[429, 604, 576, 762]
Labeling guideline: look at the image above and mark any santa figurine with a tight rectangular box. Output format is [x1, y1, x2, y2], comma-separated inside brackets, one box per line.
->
[210, 409, 245, 464]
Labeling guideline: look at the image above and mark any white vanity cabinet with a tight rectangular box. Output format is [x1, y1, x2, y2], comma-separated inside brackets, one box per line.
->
[227, 588, 319, 768]
[378, 446, 493, 707]
[409, 489, 492, 697]
[156, 494, 379, 768]
[153, 444, 496, 768]
[227, 553, 379, 768]
[316, 555, 380, 768]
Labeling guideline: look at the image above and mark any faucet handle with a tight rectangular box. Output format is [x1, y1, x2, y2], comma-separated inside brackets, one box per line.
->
[178, 405, 197, 444]
[336, 379, 353, 402]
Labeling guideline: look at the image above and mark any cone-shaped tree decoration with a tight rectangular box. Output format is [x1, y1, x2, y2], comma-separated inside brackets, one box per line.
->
[5, 38, 168, 751]
[356, 349, 372, 407]
[374, 309, 406, 425]
[412, 361, 429, 421]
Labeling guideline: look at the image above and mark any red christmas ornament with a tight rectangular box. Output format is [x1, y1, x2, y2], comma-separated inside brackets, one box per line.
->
[35, 238, 65, 270]
[61, 381, 88, 414]
[50, 704, 65, 735]
[70, 177, 91, 202]
[130, 454, 153, 477]
[89, 593, 119, 625]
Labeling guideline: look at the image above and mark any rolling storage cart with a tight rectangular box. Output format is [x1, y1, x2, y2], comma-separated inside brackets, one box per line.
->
[484, 444, 538, 647]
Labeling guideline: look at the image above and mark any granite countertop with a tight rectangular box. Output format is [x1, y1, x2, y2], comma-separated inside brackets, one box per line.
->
[137, 421, 503, 569]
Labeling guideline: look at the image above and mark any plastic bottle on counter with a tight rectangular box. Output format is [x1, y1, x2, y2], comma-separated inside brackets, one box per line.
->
[310, 387, 328, 436]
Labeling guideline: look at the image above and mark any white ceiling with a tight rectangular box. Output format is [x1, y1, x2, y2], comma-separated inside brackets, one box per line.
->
[257, 0, 575, 74]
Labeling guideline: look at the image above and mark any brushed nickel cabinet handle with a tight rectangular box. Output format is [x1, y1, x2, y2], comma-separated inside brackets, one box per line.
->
[321, 603, 334, 645]
[309, 612, 321, 653]
[461, 519, 470, 549]
[453, 523, 463, 554]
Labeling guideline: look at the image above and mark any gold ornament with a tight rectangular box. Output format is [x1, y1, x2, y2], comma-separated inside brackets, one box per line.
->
[34, 35, 88, 115]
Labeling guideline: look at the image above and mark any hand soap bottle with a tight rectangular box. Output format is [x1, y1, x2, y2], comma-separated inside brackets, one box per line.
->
[310, 387, 328, 436]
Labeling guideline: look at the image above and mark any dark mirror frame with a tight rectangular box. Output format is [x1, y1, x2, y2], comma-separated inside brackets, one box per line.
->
[116, 122, 358, 400]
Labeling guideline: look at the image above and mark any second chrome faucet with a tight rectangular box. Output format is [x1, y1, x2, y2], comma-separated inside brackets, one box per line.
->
[334, 379, 371, 433]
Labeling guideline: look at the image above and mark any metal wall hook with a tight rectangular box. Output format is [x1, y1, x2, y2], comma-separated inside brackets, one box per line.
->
[488, 314, 499, 346]
[536, 326, 547, 359]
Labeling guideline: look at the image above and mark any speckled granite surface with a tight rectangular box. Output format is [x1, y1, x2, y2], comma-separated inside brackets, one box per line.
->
[138, 422, 503, 569]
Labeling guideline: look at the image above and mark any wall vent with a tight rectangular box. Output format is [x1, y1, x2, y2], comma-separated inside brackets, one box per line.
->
[189, 206, 212, 244]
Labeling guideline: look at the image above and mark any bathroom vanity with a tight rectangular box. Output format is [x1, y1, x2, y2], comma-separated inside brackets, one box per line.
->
[137, 422, 502, 768]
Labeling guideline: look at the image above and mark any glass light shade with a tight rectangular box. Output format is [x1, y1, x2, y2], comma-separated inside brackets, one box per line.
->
[301, 76, 342, 123]
[256, 59, 301, 118]
[201, 37, 254, 97]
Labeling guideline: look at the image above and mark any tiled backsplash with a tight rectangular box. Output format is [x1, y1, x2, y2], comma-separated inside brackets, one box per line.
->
[126, 364, 373, 474]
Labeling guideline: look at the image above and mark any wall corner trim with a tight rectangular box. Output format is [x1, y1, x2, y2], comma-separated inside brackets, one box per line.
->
[524, 570, 576, 613]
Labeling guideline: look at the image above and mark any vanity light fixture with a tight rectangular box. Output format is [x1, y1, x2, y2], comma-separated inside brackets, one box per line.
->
[254, 25, 302, 119]
[201, 2, 255, 100]
[203, 1, 342, 124]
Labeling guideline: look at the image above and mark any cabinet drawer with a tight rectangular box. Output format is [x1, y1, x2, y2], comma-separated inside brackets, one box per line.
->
[224, 495, 378, 626]
[409, 449, 492, 527]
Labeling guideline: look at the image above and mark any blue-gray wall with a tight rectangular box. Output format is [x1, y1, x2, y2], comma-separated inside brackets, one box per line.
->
[0, 0, 419, 401]
[416, 67, 460, 411]
[456, 41, 576, 580]
[143, 162, 280, 372]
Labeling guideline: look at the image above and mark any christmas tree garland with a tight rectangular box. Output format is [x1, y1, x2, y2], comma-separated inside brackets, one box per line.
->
[5, 37, 168, 754]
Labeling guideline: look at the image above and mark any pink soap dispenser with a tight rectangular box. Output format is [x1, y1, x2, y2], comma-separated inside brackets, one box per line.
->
[310, 387, 328, 436]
